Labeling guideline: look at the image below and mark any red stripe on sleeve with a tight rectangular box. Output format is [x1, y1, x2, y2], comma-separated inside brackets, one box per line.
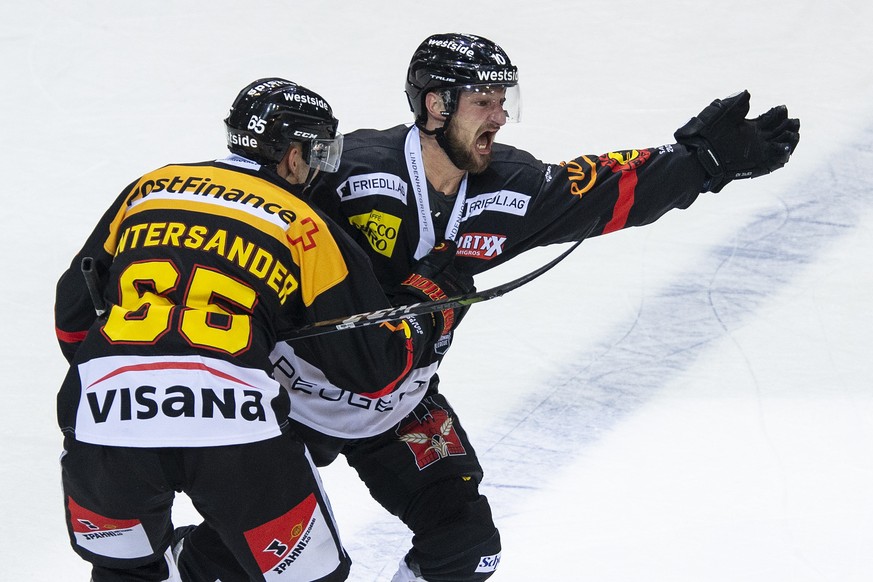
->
[602, 170, 638, 234]
[56, 327, 88, 344]
[360, 337, 415, 399]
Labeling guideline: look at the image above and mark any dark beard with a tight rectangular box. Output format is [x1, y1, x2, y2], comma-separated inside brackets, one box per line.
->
[439, 118, 491, 174]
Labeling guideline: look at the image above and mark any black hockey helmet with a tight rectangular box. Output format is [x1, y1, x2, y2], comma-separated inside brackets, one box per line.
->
[405, 33, 520, 126]
[225, 78, 343, 172]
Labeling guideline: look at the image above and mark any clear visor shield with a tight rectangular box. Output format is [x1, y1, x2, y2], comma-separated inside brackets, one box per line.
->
[305, 132, 344, 173]
[459, 84, 522, 123]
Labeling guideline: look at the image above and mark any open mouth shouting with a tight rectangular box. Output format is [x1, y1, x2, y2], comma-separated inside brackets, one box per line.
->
[441, 117, 501, 174]
[476, 130, 497, 155]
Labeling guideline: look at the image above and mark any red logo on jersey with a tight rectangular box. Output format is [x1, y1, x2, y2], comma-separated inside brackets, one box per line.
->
[244, 493, 317, 575]
[599, 149, 651, 173]
[68, 497, 141, 533]
[287, 217, 319, 250]
[456, 232, 506, 260]
[397, 405, 466, 470]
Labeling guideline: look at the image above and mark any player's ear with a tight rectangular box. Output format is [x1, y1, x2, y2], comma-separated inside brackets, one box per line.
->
[277, 144, 301, 183]
[425, 91, 449, 121]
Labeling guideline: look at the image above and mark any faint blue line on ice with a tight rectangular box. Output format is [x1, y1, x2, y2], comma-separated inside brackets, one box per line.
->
[482, 136, 873, 497]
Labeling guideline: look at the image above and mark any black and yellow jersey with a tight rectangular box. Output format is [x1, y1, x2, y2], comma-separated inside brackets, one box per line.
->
[55, 156, 429, 447]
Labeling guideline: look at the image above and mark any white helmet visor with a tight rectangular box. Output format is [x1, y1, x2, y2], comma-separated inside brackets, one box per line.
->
[457, 84, 522, 123]
[305, 132, 344, 173]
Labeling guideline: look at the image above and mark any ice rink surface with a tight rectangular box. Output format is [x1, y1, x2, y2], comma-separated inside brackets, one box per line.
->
[2, 1, 871, 580]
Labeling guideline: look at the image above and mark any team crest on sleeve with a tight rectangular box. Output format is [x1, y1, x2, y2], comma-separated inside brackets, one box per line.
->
[397, 399, 466, 470]
[286, 216, 320, 251]
[599, 149, 651, 172]
[560, 155, 598, 197]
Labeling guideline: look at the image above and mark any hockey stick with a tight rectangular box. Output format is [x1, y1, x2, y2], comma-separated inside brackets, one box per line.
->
[79, 228, 590, 339]
[278, 236, 587, 341]
[81, 257, 108, 317]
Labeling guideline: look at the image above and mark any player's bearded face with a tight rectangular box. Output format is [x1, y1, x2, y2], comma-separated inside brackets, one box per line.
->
[442, 88, 508, 174]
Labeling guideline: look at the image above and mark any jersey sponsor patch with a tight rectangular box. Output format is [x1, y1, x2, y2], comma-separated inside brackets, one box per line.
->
[462, 190, 530, 220]
[244, 493, 340, 581]
[396, 399, 467, 470]
[433, 331, 453, 355]
[68, 497, 154, 559]
[337, 172, 408, 204]
[348, 210, 402, 258]
[126, 165, 302, 232]
[456, 232, 506, 260]
[476, 552, 502, 573]
[115, 163, 349, 308]
[75, 355, 283, 447]
[271, 342, 437, 439]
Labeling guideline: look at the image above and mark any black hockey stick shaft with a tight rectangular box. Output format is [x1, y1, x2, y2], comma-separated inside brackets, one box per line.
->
[81, 257, 108, 317]
[278, 237, 586, 341]
[78, 228, 591, 339]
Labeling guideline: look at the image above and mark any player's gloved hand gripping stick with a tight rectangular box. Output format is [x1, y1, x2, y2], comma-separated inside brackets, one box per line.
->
[389, 240, 475, 338]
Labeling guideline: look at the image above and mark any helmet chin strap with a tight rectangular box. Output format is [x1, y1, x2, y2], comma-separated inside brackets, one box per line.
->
[290, 165, 321, 198]
[417, 115, 467, 170]
[301, 166, 319, 193]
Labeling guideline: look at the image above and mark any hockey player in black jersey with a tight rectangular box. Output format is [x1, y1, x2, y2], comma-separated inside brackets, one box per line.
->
[269, 33, 801, 582]
[288, 33, 798, 582]
[54, 78, 448, 582]
[183, 34, 800, 581]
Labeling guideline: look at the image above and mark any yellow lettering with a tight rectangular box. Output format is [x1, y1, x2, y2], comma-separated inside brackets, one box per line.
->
[184, 225, 208, 249]
[278, 274, 299, 304]
[127, 224, 149, 249]
[563, 156, 597, 197]
[111, 221, 298, 305]
[266, 261, 287, 294]
[144, 222, 166, 247]
[249, 248, 273, 278]
[228, 236, 255, 270]
[202, 229, 228, 256]
[116, 227, 130, 255]
[162, 222, 186, 246]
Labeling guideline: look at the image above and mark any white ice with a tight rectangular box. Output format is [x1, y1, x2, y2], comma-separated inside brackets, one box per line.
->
[2, 1, 871, 580]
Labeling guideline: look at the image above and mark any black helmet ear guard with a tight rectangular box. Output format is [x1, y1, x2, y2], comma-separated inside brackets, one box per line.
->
[225, 78, 343, 172]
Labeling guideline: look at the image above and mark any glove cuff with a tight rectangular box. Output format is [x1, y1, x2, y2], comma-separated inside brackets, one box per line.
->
[675, 119, 728, 192]
[398, 273, 457, 335]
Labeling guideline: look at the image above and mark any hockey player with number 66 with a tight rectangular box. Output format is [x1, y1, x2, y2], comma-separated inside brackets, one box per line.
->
[53, 77, 450, 582]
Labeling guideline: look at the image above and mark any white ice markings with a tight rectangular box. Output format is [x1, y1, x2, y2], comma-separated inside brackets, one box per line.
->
[483, 134, 873, 496]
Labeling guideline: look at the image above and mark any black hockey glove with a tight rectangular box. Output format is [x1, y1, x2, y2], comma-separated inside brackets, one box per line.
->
[674, 90, 800, 193]
[390, 240, 475, 338]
